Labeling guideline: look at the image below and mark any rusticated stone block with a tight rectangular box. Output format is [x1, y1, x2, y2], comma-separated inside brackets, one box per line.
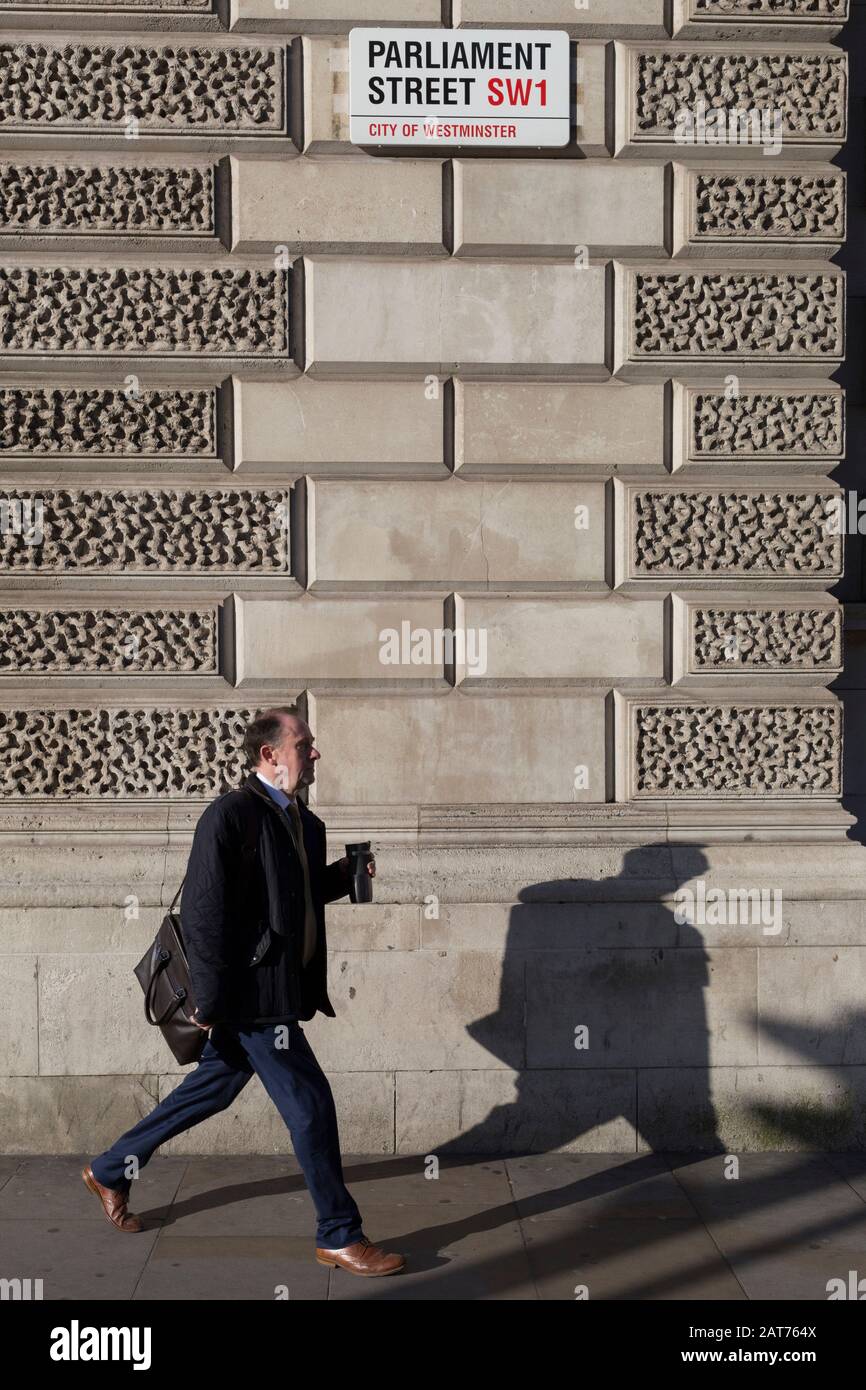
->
[0, 707, 255, 797]
[0, 267, 289, 357]
[631, 702, 841, 797]
[687, 0, 847, 18]
[678, 167, 845, 254]
[0, 386, 218, 457]
[628, 489, 842, 578]
[0, 162, 215, 236]
[688, 604, 843, 672]
[620, 45, 847, 154]
[676, 384, 844, 467]
[0, 42, 286, 135]
[0, 607, 218, 673]
[620, 269, 844, 370]
[674, 0, 849, 40]
[0, 1, 212, 7]
[0, 488, 289, 572]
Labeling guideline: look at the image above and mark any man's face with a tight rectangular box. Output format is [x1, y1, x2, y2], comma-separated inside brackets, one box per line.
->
[258, 715, 320, 795]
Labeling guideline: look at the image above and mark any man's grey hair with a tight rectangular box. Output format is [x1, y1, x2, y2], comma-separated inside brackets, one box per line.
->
[242, 705, 301, 767]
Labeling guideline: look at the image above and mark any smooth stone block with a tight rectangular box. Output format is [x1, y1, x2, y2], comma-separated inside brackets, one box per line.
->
[454, 161, 666, 256]
[305, 259, 608, 376]
[231, 157, 444, 254]
[308, 692, 607, 802]
[234, 377, 446, 472]
[310, 479, 607, 586]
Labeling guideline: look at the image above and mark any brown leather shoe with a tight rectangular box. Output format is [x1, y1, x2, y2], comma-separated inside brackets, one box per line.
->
[316, 1235, 405, 1276]
[81, 1164, 143, 1233]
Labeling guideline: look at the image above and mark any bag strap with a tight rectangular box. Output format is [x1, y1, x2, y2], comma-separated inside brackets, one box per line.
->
[168, 877, 185, 914]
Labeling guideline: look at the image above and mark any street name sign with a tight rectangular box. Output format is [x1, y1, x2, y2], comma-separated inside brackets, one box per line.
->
[348, 28, 571, 148]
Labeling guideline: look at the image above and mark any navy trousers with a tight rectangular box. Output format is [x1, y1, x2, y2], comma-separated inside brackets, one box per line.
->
[89, 1020, 364, 1249]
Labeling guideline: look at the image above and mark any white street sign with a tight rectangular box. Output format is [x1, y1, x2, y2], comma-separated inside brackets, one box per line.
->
[348, 28, 571, 148]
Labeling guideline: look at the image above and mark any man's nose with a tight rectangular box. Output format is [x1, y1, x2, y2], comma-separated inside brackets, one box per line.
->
[310, 748, 321, 760]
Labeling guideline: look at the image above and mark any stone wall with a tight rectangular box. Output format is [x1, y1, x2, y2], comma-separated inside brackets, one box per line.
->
[1, 0, 863, 1156]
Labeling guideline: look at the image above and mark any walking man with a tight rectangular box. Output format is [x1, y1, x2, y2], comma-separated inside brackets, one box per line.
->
[83, 705, 405, 1277]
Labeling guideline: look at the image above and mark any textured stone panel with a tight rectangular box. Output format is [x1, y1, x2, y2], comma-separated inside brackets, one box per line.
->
[0, 708, 254, 797]
[632, 49, 846, 142]
[690, 0, 846, 16]
[453, 162, 666, 256]
[689, 170, 845, 243]
[457, 383, 665, 473]
[0, 163, 215, 236]
[311, 693, 607, 803]
[0, 489, 289, 573]
[686, 387, 844, 462]
[1, 1, 211, 7]
[0, 268, 288, 357]
[0, 608, 218, 673]
[0, 43, 285, 134]
[631, 490, 841, 577]
[0, 386, 217, 457]
[231, 158, 443, 254]
[633, 703, 841, 797]
[306, 260, 607, 376]
[690, 606, 842, 670]
[311, 480, 606, 586]
[629, 271, 844, 361]
[236, 379, 444, 470]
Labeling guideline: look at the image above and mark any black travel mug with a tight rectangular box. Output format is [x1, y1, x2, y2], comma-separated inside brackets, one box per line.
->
[345, 841, 374, 903]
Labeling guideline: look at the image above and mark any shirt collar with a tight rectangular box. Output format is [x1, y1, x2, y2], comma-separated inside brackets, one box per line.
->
[255, 769, 295, 811]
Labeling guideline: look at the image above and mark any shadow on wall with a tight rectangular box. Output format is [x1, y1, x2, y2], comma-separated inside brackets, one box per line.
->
[435, 845, 725, 1159]
[352, 845, 866, 1296]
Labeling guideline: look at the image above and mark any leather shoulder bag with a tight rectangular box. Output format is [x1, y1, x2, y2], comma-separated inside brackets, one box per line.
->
[133, 877, 206, 1066]
[133, 800, 260, 1065]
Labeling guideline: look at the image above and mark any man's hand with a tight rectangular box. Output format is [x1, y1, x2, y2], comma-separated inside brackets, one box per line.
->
[191, 1009, 212, 1032]
[339, 854, 376, 879]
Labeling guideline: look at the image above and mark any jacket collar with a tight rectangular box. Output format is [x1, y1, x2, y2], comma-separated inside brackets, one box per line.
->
[242, 770, 311, 821]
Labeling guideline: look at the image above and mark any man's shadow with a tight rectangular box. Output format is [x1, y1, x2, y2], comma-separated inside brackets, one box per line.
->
[435, 843, 724, 1158]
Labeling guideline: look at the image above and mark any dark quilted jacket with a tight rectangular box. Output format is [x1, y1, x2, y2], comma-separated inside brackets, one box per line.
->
[180, 772, 350, 1025]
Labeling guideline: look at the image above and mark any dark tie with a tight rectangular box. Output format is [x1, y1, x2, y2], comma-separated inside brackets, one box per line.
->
[284, 798, 317, 966]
